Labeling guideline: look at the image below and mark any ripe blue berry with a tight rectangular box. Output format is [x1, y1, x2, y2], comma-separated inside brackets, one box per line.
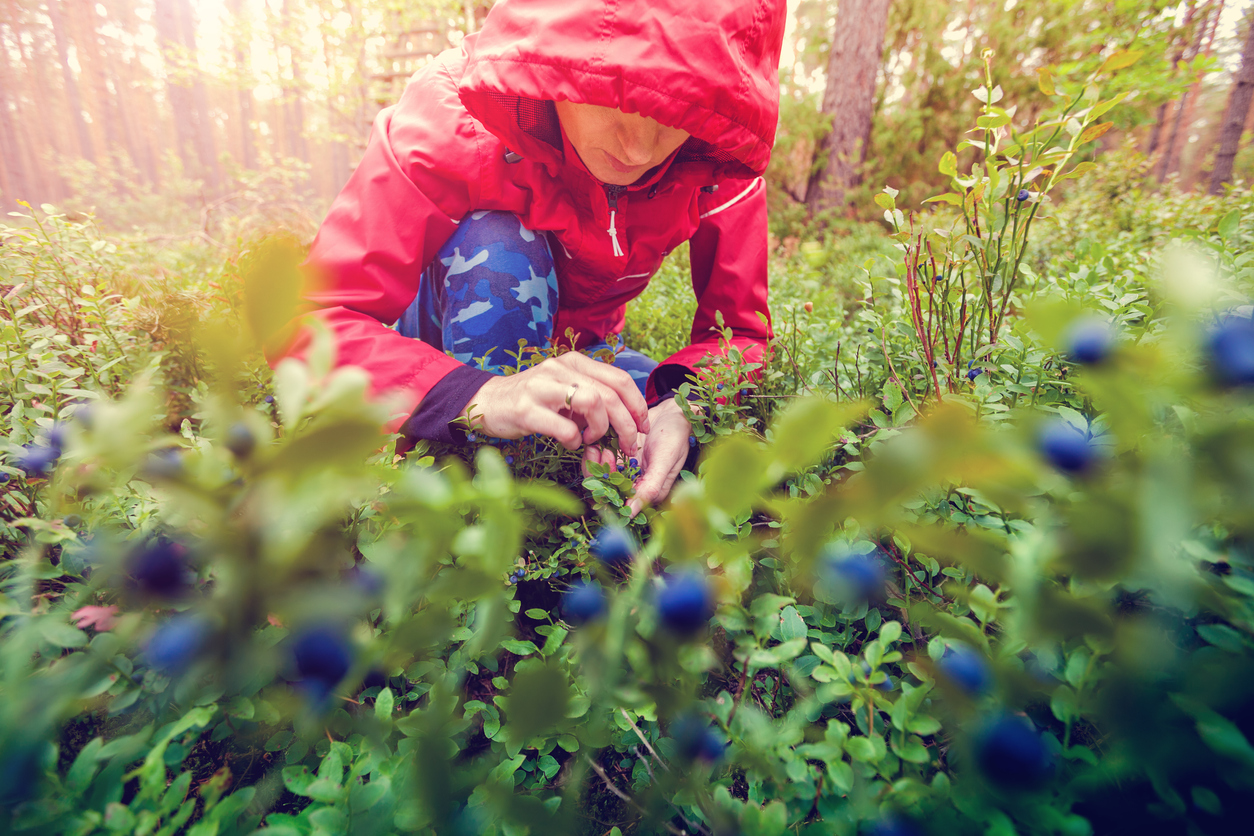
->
[563, 580, 607, 625]
[467, 433, 477, 442]
[938, 643, 992, 697]
[1038, 420, 1094, 474]
[975, 714, 1054, 790]
[670, 715, 727, 763]
[826, 548, 887, 600]
[1016, 189, 1030, 202]
[264, 394, 274, 404]
[870, 816, 924, 836]
[1065, 318, 1115, 365]
[628, 458, 639, 468]
[590, 526, 636, 567]
[0, 740, 43, 806]
[0, 473, 10, 484]
[291, 625, 353, 694]
[224, 422, 255, 458]
[347, 564, 384, 597]
[141, 448, 184, 480]
[657, 572, 715, 634]
[967, 368, 981, 381]
[505, 455, 514, 465]
[1207, 315, 1254, 387]
[130, 538, 192, 598]
[44, 424, 66, 451]
[15, 444, 59, 477]
[144, 613, 212, 673]
[688, 435, 696, 447]
[63, 514, 82, 529]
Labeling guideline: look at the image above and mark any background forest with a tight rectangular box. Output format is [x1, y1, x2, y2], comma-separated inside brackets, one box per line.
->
[5, 2, 1254, 836]
[3, 0, 1254, 234]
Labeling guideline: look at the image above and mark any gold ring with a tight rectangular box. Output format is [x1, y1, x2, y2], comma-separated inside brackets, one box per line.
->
[564, 383, 579, 407]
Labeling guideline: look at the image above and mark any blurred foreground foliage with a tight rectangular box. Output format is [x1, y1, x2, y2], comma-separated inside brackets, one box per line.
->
[4, 58, 1254, 836]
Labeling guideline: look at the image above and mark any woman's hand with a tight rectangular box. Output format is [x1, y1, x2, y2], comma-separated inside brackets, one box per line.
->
[627, 397, 695, 517]
[460, 352, 650, 454]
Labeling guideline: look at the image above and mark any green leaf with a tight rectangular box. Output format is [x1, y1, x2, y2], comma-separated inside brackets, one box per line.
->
[1218, 210, 1241, 242]
[37, 617, 87, 648]
[1037, 67, 1056, 96]
[938, 152, 957, 177]
[1078, 121, 1113, 143]
[844, 735, 886, 763]
[375, 687, 395, 722]
[879, 621, 902, 645]
[1099, 49, 1144, 73]
[500, 639, 539, 656]
[779, 606, 807, 642]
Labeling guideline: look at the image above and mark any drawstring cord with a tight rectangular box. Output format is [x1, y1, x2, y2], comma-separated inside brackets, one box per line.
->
[608, 209, 624, 257]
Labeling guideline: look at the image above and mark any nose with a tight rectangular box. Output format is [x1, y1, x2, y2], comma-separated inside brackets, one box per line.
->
[616, 117, 658, 166]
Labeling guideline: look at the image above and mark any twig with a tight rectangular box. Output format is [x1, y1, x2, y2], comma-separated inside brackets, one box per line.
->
[621, 708, 670, 771]
[584, 757, 688, 836]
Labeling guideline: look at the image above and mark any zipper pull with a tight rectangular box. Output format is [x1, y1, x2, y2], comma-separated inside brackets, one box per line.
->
[605, 185, 626, 258]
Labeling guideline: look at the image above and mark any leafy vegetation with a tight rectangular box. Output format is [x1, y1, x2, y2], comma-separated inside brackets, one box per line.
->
[4, 55, 1254, 836]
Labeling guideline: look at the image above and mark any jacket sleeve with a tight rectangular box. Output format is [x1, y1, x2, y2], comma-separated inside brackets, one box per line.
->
[280, 68, 483, 435]
[644, 176, 773, 403]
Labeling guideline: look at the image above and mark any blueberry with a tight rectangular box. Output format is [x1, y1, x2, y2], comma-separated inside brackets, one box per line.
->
[1065, 318, 1115, 365]
[1017, 189, 1030, 202]
[938, 643, 992, 697]
[859, 660, 895, 691]
[590, 526, 636, 567]
[264, 394, 274, 404]
[129, 538, 192, 598]
[291, 625, 353, 694]
[975, 714, 1054, 790]
[563, 580, 607, 625]
[870, 815, 924, 836]
[467, 433, 477, 443]
[868, 328, 875, 334]
[361, 669, 389, 690]
[347, 564, 385, 597]
[63, 514, 82, 529]
[716, 383, 724, 391]
[70, 402, 95, 429]
[967, 368, 981, 381]
[826, 548, 887, 600]
[657, 572, 715, 635]
[224, 422, 255, 458]
[1206, 315, 1254, 387]
[670, 714, 726, 763]
[628, 458, 639, 468]
[15, 444, 59, 477]
[1038, 420, 1094, 474]
[0, 473, 9, 484]
[141, 448, 184, 480]
[505, 455, 514, 465]
[144, 613, 213, 673]
[688, 435, 696, 448]
[0, 740, 44, 806]
[44, 423, 67, 451]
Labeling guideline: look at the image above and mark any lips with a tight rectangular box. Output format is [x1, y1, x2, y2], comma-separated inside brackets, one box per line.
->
[603, 150, 643, 174]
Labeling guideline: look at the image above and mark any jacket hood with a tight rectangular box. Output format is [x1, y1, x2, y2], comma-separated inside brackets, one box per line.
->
[457, 0, 787, 181]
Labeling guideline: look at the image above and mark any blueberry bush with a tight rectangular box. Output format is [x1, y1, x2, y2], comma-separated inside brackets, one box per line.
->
[3, 57, 1254, 836]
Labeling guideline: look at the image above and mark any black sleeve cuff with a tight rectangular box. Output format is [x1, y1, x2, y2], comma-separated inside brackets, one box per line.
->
[404, 365, 497, 445]
[648, 363, 701, 407]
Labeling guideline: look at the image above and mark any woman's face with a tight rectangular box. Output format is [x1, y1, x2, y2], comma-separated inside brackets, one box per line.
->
[555, 100, 690, 186]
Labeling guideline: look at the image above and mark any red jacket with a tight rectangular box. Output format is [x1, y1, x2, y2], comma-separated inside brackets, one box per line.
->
[296, 0, 786, 432]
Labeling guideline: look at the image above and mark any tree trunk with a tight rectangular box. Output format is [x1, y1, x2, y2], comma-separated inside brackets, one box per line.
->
[174, 0, 221, 191]
[48, 0, 95, 162]
[806, 0, 893, 216]
[0, 17, 32, 208]
[1211, 14, 1254, 193]
[1160, 0, 1222, 182]
[69, 0, 124, 161]
[279, 0, 309, 163]
[153, 0, 196, 177]
[226, 0, 258, 169]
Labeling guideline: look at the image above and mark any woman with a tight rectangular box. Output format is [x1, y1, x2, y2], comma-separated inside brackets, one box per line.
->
[289, 0, 785, 515]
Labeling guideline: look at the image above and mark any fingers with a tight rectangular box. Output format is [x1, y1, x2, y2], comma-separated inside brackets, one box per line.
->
[524, 405, 584, 450]
[629, 437, 687, 518]
[556, 353, 650, 433]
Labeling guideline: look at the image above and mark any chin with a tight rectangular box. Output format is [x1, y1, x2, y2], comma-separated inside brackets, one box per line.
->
[593, 167, 641, 186]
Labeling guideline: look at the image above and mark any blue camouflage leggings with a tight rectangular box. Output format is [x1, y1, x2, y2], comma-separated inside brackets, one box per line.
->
[396, 210, 657, 396]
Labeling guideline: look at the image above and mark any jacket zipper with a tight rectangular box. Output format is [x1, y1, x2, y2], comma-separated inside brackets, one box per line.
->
[604, 185, 626, 258]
